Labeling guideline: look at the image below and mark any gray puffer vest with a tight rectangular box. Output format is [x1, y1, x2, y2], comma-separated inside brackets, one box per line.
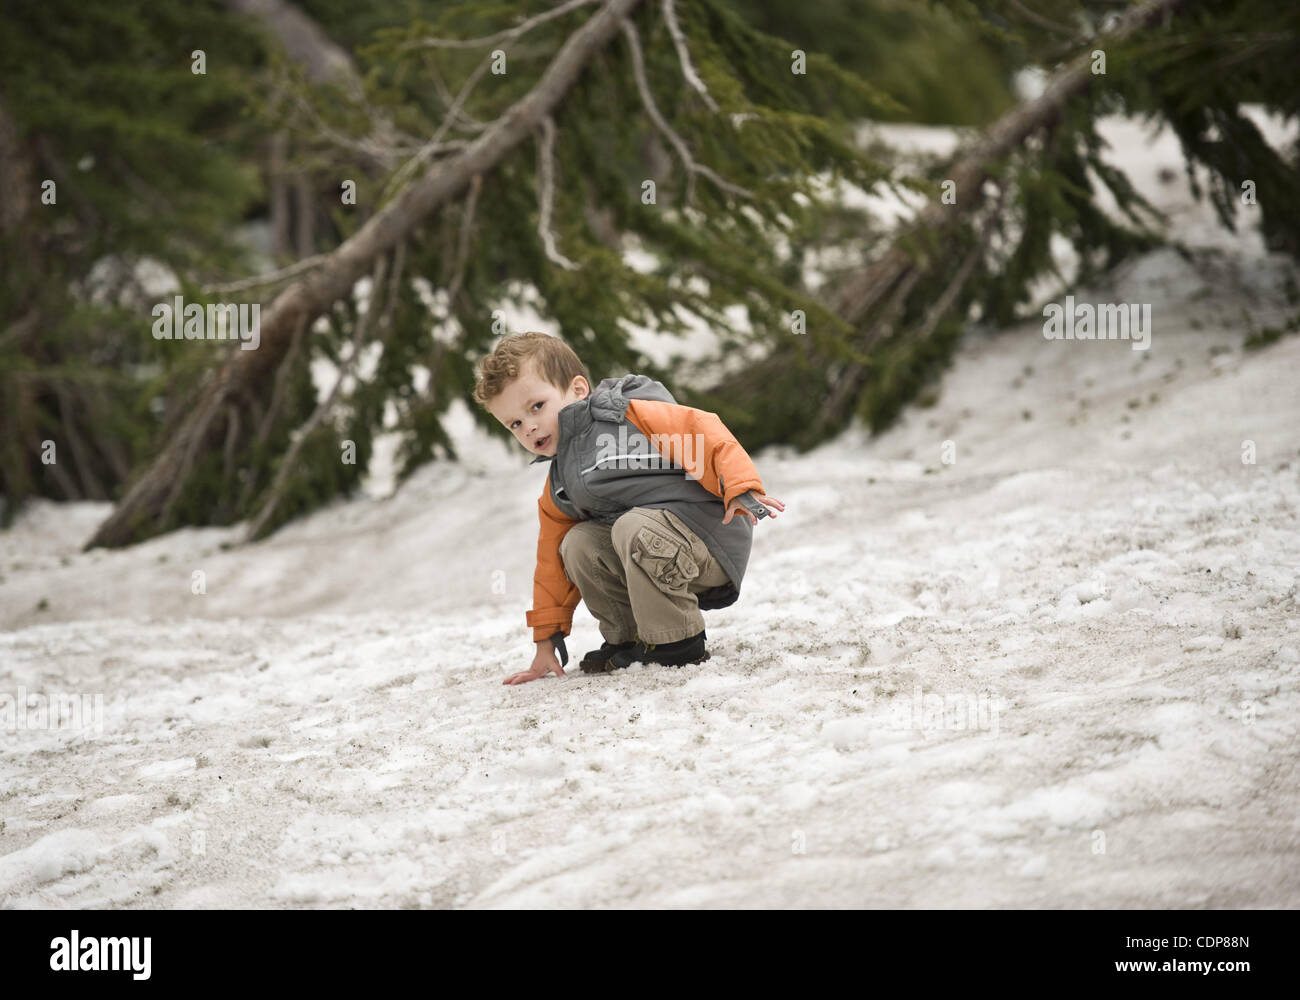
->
[530, 374, 765, 609]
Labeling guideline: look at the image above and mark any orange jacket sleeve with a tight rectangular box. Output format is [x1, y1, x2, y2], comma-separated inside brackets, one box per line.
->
[625, 398, 765, 507]
[525, 480, 583, 643]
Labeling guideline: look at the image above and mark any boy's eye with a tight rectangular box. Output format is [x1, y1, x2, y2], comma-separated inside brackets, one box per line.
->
[510, 401, 543, 430]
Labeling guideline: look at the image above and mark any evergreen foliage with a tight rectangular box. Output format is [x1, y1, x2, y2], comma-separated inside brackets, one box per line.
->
[0, 0, 268, 524]
[2, 0, 1296, 541]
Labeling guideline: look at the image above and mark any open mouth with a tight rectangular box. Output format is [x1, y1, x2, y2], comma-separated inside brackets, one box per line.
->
[535, 435, 550, 450]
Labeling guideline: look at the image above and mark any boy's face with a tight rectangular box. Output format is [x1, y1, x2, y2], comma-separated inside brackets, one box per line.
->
[488, 364, 590, 458]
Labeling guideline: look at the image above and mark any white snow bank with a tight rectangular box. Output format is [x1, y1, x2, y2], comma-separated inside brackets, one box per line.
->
[2, 116, 1299, 908]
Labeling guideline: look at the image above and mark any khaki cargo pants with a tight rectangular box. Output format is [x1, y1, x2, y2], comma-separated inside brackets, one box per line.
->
[558, 507, 732, 645]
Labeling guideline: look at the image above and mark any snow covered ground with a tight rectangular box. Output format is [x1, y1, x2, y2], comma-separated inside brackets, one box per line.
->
[2, 118, 1298, 908]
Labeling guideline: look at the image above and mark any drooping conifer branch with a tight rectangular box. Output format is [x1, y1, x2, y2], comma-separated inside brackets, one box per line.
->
[620, 15, 751, 207]
[535, 115, 579, 271]
[807, 0, 1191, 438]
[661, 0, 719, 113]
[86, 0, 647, 549]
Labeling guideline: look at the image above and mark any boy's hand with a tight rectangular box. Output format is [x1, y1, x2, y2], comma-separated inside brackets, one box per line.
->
[503, 642, 565, 685]
[722, 493, 785, 525]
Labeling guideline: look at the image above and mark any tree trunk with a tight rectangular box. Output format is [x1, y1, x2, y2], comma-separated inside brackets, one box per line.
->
[690, 0, 1186, 445]
[86, 0, 646, 550]
[805, 0, 1189, 437]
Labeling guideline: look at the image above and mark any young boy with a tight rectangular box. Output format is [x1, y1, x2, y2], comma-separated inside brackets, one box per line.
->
[472, 332, 784, 685]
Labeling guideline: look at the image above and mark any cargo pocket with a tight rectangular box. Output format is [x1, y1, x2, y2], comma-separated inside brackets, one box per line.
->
[630, 524, 700, 591]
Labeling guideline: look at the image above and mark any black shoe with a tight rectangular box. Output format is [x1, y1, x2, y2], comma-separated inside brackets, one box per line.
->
[609, 630, 709, 669]
[578, 639, 637, 673]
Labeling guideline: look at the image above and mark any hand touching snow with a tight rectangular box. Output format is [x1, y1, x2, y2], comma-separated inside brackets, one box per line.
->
[504, 643, 565, 685]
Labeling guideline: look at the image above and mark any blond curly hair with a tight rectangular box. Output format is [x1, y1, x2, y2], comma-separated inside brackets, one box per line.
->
[471, 332, 591, 410]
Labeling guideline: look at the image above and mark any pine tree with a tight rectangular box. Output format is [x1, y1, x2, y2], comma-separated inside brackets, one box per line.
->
[0, 0, 269, 524]
[697, 0, 1300, 451]
[83, 0, 909, 546]
[4, 0, 1295, 545]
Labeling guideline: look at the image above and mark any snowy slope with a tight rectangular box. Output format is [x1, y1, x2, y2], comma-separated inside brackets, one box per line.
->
[1, 116, 1298, 908]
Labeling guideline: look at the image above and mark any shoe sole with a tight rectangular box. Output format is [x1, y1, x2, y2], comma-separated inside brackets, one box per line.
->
[604, 650, 711, 670]
[577, 643, 639, 673]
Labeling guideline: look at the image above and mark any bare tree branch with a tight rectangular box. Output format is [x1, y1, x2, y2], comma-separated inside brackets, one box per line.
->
[536, 116, 580, 270]
[447, 175, 483, 308]
[158, 390, 221, 531]
[1006, 0, 1079, 38]
[379, 237, 407, 337]
[399, 0, 599, 51]
[89, 0, 648, 549]
[620, 16, 751, 207]
[53, 383, 107, 501]
[812, 188, 1004, 430]
[245, 253, 391, 541]
[426, 56, 489, 133]
[661, 0, 718, 112]
[281, 83, 437, 167]
[220, 400, 242, 519]
[234, 313, 306, 515]
[384, 0, 615, 202]
[381, 48, 497, 204]
[202, 253, 330, 296]
[806, 0, 1189, 439]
